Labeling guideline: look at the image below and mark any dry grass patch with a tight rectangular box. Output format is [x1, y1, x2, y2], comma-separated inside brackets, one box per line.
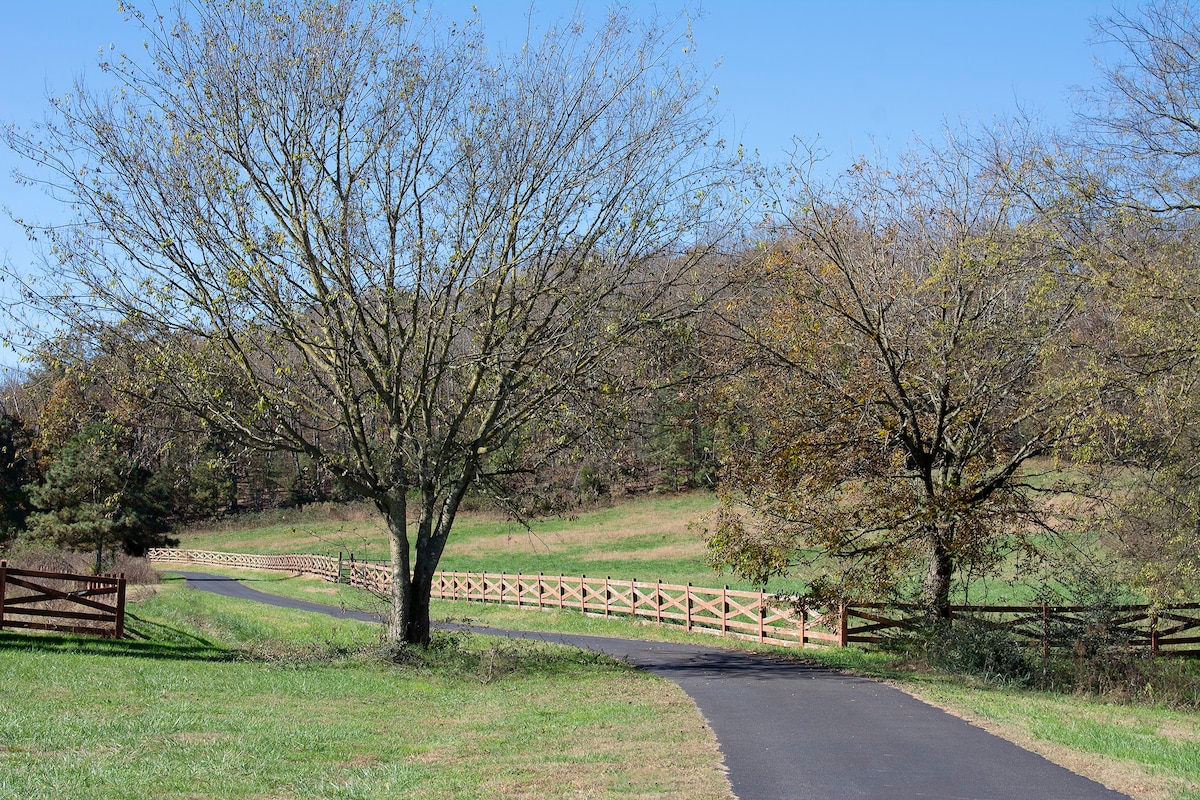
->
[585, 541, 709, 564]
[447, 497, 718, 562]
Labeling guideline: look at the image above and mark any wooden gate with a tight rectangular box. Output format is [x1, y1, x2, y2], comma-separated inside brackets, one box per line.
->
[0, 561, 126, 639]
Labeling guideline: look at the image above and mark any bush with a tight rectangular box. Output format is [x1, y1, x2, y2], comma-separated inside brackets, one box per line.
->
[886, 619, 1032, 686]
[927, 620, 1033, 685]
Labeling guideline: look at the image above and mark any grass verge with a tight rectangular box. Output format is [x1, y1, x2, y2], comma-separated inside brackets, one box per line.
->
[0, 575, 732, 800]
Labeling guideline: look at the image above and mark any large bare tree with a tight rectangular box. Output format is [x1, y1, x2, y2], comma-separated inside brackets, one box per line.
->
[3, 0, 735, 644]
[708, 139, 1102, 619]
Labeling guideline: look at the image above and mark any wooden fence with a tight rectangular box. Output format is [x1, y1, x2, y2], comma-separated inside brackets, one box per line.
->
[147, 548, 841, 647]
[146, 548, 1200, 655]
[0, 561, 126, 639]
[431, 571, 845, 648]
[844, 602, 1200, 657]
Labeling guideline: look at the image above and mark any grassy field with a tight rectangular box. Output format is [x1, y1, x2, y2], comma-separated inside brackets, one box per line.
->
[174, 491, 1131, 604]
[175, 493, 806, 591]
[0, 576, 732, 800]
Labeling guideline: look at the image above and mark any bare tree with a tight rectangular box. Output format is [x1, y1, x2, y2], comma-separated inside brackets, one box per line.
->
[1082, 0, 1200, 212]
[708, 138, 1102, 619]
[3, 0, 735, 644]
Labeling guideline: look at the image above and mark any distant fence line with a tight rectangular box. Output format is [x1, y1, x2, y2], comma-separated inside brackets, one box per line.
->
[0, 561, 126, 639]
[146, 549, 1200, 656]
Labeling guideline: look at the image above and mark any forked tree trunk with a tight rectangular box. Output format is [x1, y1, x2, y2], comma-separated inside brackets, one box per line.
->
[383, 493, 452, 646]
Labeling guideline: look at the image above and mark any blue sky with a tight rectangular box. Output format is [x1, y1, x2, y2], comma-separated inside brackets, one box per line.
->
[0, 0, 1125, 370]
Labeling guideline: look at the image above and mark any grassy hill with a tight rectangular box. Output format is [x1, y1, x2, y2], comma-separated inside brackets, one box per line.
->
[174, 490, 1114, 603]
[174, 492, 804, 591]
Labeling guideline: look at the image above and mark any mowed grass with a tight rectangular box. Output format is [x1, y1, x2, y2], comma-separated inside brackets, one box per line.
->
[0, 576, 732, 800]
[175, 493, 804, 591]
[149, 567, 1200, 800]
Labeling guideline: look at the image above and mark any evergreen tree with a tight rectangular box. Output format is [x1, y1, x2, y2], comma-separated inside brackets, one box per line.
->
[26, 419, 176, 572]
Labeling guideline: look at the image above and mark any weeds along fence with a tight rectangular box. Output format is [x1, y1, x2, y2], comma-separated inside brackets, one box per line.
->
[0, 561, 126, 639]
[146, 549, 1200, 655]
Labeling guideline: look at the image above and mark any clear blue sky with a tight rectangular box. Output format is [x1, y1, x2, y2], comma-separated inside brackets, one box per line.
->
[0, 0, 1125, 371]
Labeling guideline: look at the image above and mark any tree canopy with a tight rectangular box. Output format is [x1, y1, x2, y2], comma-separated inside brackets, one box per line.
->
[3, 0, 736, 643]
[707, 140, 1106, 618]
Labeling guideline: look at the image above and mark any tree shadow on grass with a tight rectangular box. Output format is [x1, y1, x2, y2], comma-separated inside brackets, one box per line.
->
[0, 615, 234, 662]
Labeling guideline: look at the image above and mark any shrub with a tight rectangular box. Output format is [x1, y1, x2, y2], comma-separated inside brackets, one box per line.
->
[885, 619, 1032, 686]
[926, 620, 1033, 685]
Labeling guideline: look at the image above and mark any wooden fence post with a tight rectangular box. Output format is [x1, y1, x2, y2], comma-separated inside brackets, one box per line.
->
[581, 575, 587, 613]
[656, 579, 662, 624]
[114, 574, 127, 639]
[0, 560, 7, 633]
[1041, 603, 1050, 662]
[604, 577, 610, 617]
[686, 583, 693, 632]
[1150, 610, 1160, 656]
[721, 586, 729, 634]
[758, 589, 765, 643]
[558, 575, 564, 609]
[631, 579, 637, 619]
[838, 603, 848, 648]
[538, 573, 544, 610]
[799, 605, 807, 647]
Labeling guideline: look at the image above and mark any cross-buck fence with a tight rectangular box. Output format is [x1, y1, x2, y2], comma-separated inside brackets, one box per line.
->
[0, 561, 126, 639]
[146, 548, 1200, 656]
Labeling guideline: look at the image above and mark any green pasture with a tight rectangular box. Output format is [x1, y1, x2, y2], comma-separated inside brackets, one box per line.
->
[174, 493, 803, 591]
[0, 576, 730, 800]
[175, 491, 1135, 604]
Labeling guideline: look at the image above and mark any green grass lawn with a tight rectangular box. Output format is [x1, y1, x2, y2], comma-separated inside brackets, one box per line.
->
[0, 576, 732, 800]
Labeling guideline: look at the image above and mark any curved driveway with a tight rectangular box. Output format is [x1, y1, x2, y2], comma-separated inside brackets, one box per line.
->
[176, 571, 1130, 800]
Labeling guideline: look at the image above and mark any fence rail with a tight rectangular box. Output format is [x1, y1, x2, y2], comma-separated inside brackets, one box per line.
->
[843, 602, 1200, 656]
[146, 548, 1200, 655]
[0, 561, 126, 639]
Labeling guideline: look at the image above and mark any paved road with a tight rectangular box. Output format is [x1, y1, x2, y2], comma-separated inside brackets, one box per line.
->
[176, 571, 1131, 800]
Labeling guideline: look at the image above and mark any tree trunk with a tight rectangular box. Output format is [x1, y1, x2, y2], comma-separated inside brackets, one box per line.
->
[923, 532, 953, 622]
[406, 566, 433, 645]
[383, 494, 418, 645]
